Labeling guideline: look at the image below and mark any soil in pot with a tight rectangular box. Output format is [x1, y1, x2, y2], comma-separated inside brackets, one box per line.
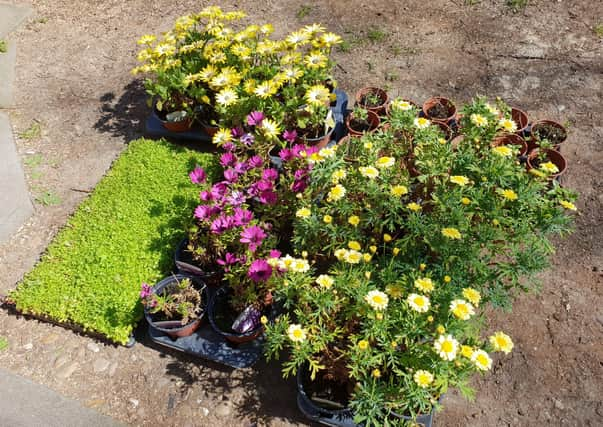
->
[527, 148, 567, 178]
[346, 110, 379, 136]
[355, 87, 388, 114]
[423, 97, 456, 122]
[531, 121, 567, 146]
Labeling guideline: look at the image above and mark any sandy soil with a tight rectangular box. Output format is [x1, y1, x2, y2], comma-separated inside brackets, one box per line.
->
[0, 0, 602, 426]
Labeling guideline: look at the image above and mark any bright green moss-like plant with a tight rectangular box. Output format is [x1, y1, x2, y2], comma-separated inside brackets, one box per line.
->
[10, 139, 217, 344]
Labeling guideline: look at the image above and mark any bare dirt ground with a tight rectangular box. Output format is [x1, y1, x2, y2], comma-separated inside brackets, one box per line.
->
[0, 0, 602, 426]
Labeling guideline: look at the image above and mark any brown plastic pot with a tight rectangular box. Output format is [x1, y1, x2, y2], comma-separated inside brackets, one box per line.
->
[208, 287, 266, 344]
[526, 148, 567, 179]
[530, 120, 567, 150]
[492, 133, 528, 156]
[346, 110, 380, 137]
[200, 121, 219, 137]
[295, 127, 335, 150]
[355, 87, 388, 115]
[154, 108, 193, 132]
[422, 96, 456, 123]
[511, 107, 529, 135]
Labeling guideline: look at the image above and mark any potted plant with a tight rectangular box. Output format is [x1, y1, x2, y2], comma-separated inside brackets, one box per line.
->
[346, 106, 380, 137]
[527, 147, 567, 179]
[141, 274, 206, 338]
[530, 119, 567, 150]
[264, 96, 578, 425]
[422, 96, 457, 124]
[355, 87, 388, 115]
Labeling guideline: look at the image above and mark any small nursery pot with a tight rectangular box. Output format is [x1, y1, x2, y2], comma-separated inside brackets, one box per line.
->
[153, 106, 193, 132]
[526, 148, 567, 179]
[296, 127, 335, 150]
[434, 121, 453, 141]
[511, 107, 529, 136]
[530, 120, 567, 150]
[296, 366, 436, 427]
[355, 87, 388, 115]
[492, 133, 528, 156]
[422, 96, 457, 123]
[208, 287, 266, 344]
[345, 110, 380, 137]
[144, 274, 207, 338]
[199, 120, 219, 137]
[174, 238, 222, 286]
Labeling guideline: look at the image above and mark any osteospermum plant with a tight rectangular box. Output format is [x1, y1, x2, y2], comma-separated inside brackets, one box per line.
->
[264, 96, 577, 424]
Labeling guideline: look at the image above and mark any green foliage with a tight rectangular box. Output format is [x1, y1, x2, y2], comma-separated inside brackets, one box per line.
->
[34, 190, 61, 206]
[0, 336, 7, 351]
[367, 27, 387, 43]
[19, 121, 42, 140]
[0, 40, 7, 54]
[296, 5, 312, 19]
[506, 0, 528, 12]
[594, 24, 603, 38]
[24, 154, 44, 168]
[10, 139, 217, 344]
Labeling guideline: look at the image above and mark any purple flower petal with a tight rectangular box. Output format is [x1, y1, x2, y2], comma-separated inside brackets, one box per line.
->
[189, 166, 206, 184]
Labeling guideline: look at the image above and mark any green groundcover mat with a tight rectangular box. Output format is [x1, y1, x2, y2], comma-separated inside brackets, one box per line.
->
[10, 139, 216, 344]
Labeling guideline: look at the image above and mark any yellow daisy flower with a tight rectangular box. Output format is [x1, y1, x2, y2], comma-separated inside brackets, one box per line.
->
[407, 202, 422, 212]
[441, 227, 462, 239]
[365, 290, 389, 310]
[492, 146, 513, 157]
[407, 293, 430, 313]
[391, 185, 409, 196]
[359, 166, 379, 179]
[500, 189, 518, 201]
[344, 250, 362, 264]
[290, 259, 310, 273]
[372, 368, 381, 378]
[348, 241, 362, 251]
[375, 156, 395, 169]
[261, 118, 281, 139]
[254, 81, 276, 98]
[434, 334, 459, 361]
[559, 200, 577, 211]
[331, 169, 347, 183]
[461, 197, 471, 205]
[385, 284, 403, 299]
[390, 99, 412, 111]
[414, 117, 431, 129]
[539, 161, 559, 174]
[348, 216, 360, 226]
[304, 51, 328, 69]
[212, 128, 232, 146]
[215, 88, 238, 107]
[316, 274, 334, 289]
[327, 184, 346, 202]
[460, 345, 474, 358]
[358, 340, 369, 350]
[295, 207, 311, 218]
[471, 349, 492, 371]
[450, 299, 475, 320]
[415, 277, 435, 293]
[489, 331, 514, 354]
[287, 324, 307, 342]
[413, 370, 434, 388]
[498, 118, 517, 133]
[450, 175, 470, 186]
[305, 85, 331, 106]
[323, 215, 333, 224]
[462, 288, 481, 306]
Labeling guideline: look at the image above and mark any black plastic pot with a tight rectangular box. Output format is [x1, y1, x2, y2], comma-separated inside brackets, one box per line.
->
[296, 367, 436, 427]
[207, 287, 268, 344]
[144, 274, 207, 339]
[174, 238, 222, 285]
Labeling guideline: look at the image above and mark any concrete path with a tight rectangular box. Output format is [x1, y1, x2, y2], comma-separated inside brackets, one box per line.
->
[0, 368, 124, 427]
[0, 3, 34, 242]
[0, 112, 33, 242]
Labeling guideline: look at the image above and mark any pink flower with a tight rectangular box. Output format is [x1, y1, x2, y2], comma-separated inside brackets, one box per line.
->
[194, 205, 212, 220]
[233, 207, 253, 226]
[240, 225, 267, 252]
[282, 129, 298, 143]
[248, 155, 264, 168]
[259, 190, 278, 205]
[262, 168, 279, 181]
[248, 259, 273, 282]
[220, 152, 237, 167]
[140, 283, 153, 299]
[279, 148, 293, 162]
[224, 169, 239, 183]
[247, 111, 265, 126]
[189, 166, 206, 184]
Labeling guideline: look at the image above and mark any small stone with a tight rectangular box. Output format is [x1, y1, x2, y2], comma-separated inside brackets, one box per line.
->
[85, 399, 105, 408]
[87, 342, 100, 353]
[215, 403, 232, 417]
[554, 399, 565, 410]
[108, 361, 118, 377]
[201, 407, 209, 417]
[129, 398, 139, 408]
[54, 355, 70, 369]
[93, 358, 110, 373]
[56, 362, 79, 379]
[22, 343, 33, 350]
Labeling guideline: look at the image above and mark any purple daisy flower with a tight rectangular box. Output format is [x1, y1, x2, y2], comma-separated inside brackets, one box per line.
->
[231, 126, 244, 138]
[248, 155, 264, 168]
[248, 259, 273, 282]
[140, 283, 153, 299]
[247, 111, 265, 126]
[282, 129, 298, 143]
[217, 252, 240, 267]
[220, 152, 237, 167]
[262, 168, 279, 181]
[211, 215, 234, 234]
[226, 190, 246, 206]
[222, 141, 235, 152]
[240, 133, 255, 146]
[234, 161, 249, 174]
[233, 207, 254, 226]
[256, 179, 274, 192]
[269, 249, 281, 259]
[194, 205, 212, 220]
[259, 190, 278, 205]
[224, 169, 239, 183]
[210, 182, 228, 199]
[189, 166, 206, 184]
[278, 148, 293, 162]
[200, 190, 212, 201]
[240, 225, 267, 252]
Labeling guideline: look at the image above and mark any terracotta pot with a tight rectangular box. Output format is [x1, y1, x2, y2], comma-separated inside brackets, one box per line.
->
[530, 120, 567, 150]
[153, 107, 193, 132]
[492, 133, 528, 156]
[434, 121, 452, 141]
[450, 135, 464, 151]
[355, 87, 388, 115]
[346, 110, 380, 137]
[200, 121, 219, 137]
[422, 96, 456, 123]
[208, 287, 266, 344]
[511, 107, 529, 135]
[296, 127, 335, 150]
[144, 274, 206, 338]
[526, 148, 567, 179]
